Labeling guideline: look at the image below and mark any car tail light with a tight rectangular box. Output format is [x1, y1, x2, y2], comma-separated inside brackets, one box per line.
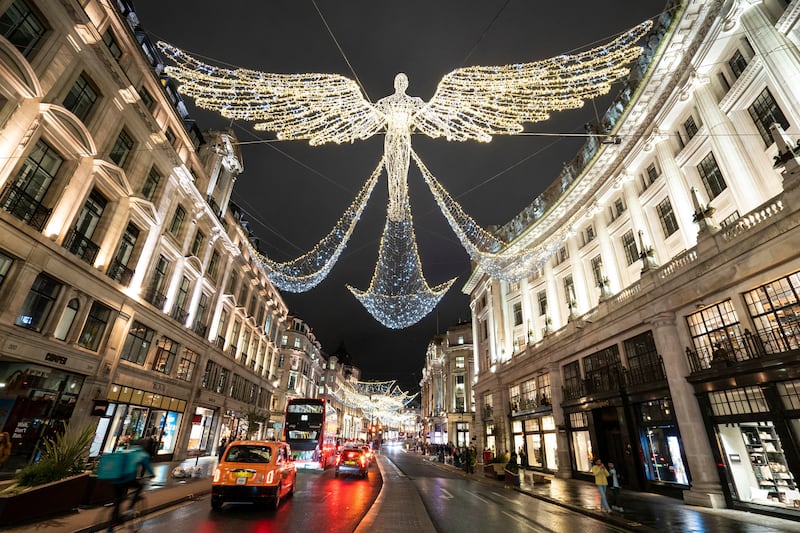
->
[213, 468, 221, 482]
[266, 470, 274, 484]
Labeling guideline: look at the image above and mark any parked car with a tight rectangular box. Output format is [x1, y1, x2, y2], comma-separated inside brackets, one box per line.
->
[334, 447, 369, 478]
[211, 440, 296, 510]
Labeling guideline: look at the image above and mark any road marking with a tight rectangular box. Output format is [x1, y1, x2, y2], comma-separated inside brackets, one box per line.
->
[441, 488, 454, 500]
[465, 489, 491, 504]
[502, 510, 544, 532]
[492, 490, 520, 504]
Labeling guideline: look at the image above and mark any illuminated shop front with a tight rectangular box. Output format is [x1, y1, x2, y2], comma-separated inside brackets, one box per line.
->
[186, 406, 217, 454]
[90, 384, 186, 461]
[0, 361, 85, 474]
[514, 415, 558, 471]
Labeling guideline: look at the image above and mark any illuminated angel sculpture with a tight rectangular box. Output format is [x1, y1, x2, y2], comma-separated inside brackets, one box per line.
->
[158, 20, 651, 328]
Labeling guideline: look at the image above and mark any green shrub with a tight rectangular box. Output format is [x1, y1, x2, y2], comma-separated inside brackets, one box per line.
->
[14, 421, 95, 487]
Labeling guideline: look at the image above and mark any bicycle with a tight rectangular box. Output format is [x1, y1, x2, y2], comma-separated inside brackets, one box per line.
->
[105, 479, 149, 532]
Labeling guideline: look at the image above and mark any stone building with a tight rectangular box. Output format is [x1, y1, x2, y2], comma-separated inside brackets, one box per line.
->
[465, 0, 800, 515]
[420, 321, 475, 448]
[0, 0, 290, 473]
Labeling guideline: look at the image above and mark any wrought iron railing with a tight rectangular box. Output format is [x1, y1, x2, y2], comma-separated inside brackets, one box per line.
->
[170, 305, 188, 324]
[685, 328, 795, 373]
[562, 356, 667, 401]
[107, 258, 134, 286]
[1, 185, 52, 231]
[142, 287, 167, 309]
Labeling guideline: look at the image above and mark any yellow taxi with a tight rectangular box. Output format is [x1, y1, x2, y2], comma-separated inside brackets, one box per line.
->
[211, 440, 297, 510]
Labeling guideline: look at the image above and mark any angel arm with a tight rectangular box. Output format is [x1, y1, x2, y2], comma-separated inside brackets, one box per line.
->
[413, 21, 653, 142]
[157, 42, 385, 145]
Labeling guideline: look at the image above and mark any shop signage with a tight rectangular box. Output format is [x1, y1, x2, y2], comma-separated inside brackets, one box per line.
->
[45, 353, 68, 365]
[192, 414, 203, 424]
[153, 382, 166, 393]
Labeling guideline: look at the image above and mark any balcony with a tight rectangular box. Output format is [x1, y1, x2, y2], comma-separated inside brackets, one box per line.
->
[685, 328, 796, 373]
[215, 336, 225, 349]
[193, 321, 208, 337]
[107, 258, 134, 286]
[562, 359, 666, 401]
[227, 344, 238, 358]
[64, 230, 101, 265]
[142, 287, 167, 309]
[1, 185, 52, 231]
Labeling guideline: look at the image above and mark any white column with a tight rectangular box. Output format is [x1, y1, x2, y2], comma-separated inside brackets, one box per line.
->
[648, 313, 725, 508]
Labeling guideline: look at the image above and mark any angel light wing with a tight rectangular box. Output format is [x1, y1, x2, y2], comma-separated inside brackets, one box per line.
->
[413, 21, 653, 142]
[157, 42, 385, 146]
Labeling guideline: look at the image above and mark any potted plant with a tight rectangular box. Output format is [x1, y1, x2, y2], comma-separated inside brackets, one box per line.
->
[0, 421, 94, 526]
[504, 460, 520, 486]
[486, 455, 506, 478]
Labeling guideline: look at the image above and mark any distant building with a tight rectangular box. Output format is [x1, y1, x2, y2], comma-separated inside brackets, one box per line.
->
[419, 321, 475, 447]
[0, 0, 290, 472]
[465, 0, 800, 515]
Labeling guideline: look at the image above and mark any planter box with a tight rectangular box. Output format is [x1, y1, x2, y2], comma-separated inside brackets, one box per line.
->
[0, 472, 90, 526]
[483, 463, 505, 479]
[504, 469, 520, 486]
[82, 475, 117, 506]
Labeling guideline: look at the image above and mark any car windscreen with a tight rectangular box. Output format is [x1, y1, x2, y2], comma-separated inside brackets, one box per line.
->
[224, 444, 273, 463]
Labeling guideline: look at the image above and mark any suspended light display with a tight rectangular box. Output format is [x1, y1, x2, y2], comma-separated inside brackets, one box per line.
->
[157, 20, 652, 328]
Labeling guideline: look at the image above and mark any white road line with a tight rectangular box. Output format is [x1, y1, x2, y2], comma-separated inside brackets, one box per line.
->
[441, 488, 454, 500]
[502, 510, 544, 532]
[465, 489, 491, 504]
[492, 490, 520, 504]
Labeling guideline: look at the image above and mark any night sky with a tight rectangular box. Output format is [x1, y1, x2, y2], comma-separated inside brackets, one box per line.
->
[132, 0, 668, 393]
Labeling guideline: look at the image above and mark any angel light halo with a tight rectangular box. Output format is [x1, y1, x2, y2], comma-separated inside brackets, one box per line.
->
[157, 20, 652, 329]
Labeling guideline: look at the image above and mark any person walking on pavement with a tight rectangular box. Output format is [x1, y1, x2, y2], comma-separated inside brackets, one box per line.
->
[608, 461, 623, 512]
[592, 458, 612, 513]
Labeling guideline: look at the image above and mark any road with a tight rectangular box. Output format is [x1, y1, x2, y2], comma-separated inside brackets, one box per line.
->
[135, 450, 626, 532]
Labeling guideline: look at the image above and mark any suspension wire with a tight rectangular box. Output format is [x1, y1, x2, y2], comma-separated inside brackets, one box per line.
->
[311, 0, 372, 103]
[459, 0, 513, 67]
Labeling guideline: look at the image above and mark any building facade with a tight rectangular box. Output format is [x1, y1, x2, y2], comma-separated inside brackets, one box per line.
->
[420, 321, 476, 447]
[466, 0, 800, 515]
[0, 0, 290, 474]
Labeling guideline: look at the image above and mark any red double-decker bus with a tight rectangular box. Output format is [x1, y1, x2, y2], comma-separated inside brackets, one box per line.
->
[283, 397, 337, 469]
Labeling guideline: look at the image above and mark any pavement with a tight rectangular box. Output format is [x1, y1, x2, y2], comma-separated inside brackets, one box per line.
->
[4, 450, 800, 532]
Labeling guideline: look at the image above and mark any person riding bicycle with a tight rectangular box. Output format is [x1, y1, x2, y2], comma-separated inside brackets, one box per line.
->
[109, 444, 154, 527]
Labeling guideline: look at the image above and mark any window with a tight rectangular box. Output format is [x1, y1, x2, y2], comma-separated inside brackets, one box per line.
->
[585, 225, 595, 244]
[728, 49, 748, 79]
[744, 271, 800, 352]
[1, 140, 62, 229]
[513, 302, 523, 326]
[53, 298, 79, 340]
[176, 348, 198, 381]
[622, 230, 639, 266]
[563, 275, 575, 305]
[555, 245, 568, 265]
[164, 128, 176, 147]
[190, 230, 204, 256]
[748, 88, 789, 146]
[683, 115, 699, 141]
[237, 282, 248, 306]
[102, 29, 122, 60]
[562, 361, 581, 397]
[656, 197, 679, 238]
[614, 198, 626, 218]
[226, 271, 238, 295]
[583, 345, 622, 391]
[109, 129, 134, 168]
[152, 336, 179, 374]
[288, 372, 297, 391]
[0, 250, 14, 289]
[63, 73, 99, 122]
[194, 292, 209, 333]
[0, 0, 47, 58]
[697, 152, 727, 200]
[78, 301, 112, 351]
[142, 168, 160, 201]
[537, 290, 547, 316]
[686, 300, 742, 362]
[120, 321, 155, 365]
[293, 337, 301, 349]
[456, 355, 465, 368]
[207, 250, 220, 282]
[15, 273, 60, 331]
[168, 205, 185, 237]
[172, 276, 190, 322]
[646, 163, 659, 184]
[108, 223, 139, 285]
[148, 255, 170, 296]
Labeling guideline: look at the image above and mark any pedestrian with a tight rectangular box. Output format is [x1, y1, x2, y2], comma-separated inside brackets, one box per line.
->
[218, 436, 228, 459]
[469, 445, 477, 474]
[509, 449, 518, 465]
[518, 447, 528, 483]
[592, 458, 612, 513]
[608, 461, 623, 512]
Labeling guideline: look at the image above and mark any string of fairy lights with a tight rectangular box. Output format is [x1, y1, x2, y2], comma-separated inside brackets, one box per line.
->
[157, 19, 653, 329]
[327, 379, 417, 426]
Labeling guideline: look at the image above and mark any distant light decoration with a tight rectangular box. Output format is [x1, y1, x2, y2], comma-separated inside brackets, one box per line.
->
[327, 379, 417, 423]
[157, 21, 651, 328]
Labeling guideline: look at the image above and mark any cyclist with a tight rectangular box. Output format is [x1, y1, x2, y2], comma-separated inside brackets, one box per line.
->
[108, 445, 154, 528]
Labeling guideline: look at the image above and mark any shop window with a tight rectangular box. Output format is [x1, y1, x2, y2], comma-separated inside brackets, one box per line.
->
[0, 0, 47, 58]
[569, 412, 592, 472]
[686, 300, 742, 367]
[120, 321, 155, 365]
[641, 409, 689, 485]
[78, 301, 112, 351]
[709, 387, 769, 416]
[717, 421, 797, 507]
[15, 272, 61, 331]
